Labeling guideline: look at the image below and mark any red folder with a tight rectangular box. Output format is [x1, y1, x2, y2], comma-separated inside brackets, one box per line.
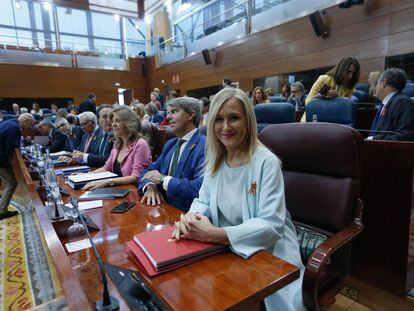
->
[133, 226, 227, 269]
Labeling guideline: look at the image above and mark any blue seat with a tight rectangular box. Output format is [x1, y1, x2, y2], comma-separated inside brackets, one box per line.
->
[45, 115, 57, 123]
[306, 98, 357, 127]
[0, 110, 7, 114]
[352, 90, 369, 103]
[355, 83, 369, 93]
[268, 96, 286, 103]
[254, 103, 295, 133]
[402, 83, 414, 97]
[42, 108, 52, 115]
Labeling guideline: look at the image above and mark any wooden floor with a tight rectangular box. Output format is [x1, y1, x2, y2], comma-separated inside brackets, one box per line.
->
[329, 294, 373, 311]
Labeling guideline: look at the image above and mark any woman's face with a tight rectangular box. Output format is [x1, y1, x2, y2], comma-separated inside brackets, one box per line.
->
[150, 94, 157, 102]
[254, 89, 263, 101]
[281, 85, 288, 93]
[214, 98, 248, 153]
[112, 115, 127, 138]
[345, 64, 356, 84]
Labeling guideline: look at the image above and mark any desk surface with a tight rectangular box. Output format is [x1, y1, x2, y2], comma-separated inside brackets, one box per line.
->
[13, 150, 300, 310]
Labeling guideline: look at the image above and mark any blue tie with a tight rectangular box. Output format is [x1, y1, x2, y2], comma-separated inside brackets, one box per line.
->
[369, 103, 384, 136]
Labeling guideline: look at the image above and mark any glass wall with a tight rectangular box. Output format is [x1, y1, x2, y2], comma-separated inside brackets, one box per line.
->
[0, 0, 146, 58]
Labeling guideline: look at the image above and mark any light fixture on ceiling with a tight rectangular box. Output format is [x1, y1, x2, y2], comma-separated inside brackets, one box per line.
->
[65, 8, 72, 14]
[114, 14, 120, 22]
[43, 2, 52, 11]
[14, 0, 21, 9]
[144, 15, 152, 24]
[177, 2, 191, 14]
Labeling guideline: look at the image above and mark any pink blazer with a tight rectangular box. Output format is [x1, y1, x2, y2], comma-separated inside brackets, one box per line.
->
[104, 138, 152, 178]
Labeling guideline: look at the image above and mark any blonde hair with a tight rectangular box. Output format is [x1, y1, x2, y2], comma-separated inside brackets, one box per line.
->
[368, 71, 382, 97]
[112, 105, 142, 149]
[206, 88, 262, 175]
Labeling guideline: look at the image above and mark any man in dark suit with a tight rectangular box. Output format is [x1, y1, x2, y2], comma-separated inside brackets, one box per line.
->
[289, 81, 306, 112]
[9, 103, 20, 116]
[147, 103, 164, 125]
[78, 92, 97, 114]
[138, 97, 206, 212]
[55, 118, 84, 151]
[39, 119, 69, 153]
[369, 68, 414, 141]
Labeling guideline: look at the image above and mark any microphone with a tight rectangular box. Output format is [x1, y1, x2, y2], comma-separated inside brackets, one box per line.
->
[69, 197, 119, 311]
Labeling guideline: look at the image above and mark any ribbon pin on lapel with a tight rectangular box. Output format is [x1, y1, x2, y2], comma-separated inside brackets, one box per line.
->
[189, 143, 196, 150]
[248, 181, 257, 196]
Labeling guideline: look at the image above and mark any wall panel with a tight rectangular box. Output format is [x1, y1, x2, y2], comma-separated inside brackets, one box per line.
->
[149, 0, 414, 94]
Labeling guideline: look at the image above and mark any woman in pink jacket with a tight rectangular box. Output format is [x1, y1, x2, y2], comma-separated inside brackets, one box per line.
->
[83, 106, 152, 190]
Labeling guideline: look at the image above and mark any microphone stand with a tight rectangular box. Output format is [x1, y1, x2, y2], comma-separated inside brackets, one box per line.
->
[70, 197, 119, 311]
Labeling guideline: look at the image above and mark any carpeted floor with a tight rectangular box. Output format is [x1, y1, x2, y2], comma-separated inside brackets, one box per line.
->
[0, 200, 67, 310]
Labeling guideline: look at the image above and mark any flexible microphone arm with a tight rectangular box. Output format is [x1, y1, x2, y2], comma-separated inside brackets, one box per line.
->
[70, 197, 119, 311]
[356, 129, 401, 136]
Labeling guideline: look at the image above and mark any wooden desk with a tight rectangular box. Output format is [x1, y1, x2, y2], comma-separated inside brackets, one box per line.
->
[13, 150, 300, 310]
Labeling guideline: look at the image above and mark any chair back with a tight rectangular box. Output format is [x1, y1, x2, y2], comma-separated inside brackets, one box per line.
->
[259, 123, 362, 235]
[352, 90, 368, 103]
[306, 98, 357, 127]
[402, 83, 414, 97]
[141, 122, 162, 158]
[268, 95, 286, 102]
[254, 103, 295, 133]
[355, 83, 369, 93]
[3, 114, 17, 120]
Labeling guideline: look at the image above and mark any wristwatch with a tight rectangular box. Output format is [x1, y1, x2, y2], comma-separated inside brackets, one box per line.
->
[108, 178, 115, 186]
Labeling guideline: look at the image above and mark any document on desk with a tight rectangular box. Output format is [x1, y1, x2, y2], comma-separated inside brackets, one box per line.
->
[65, 238, 92, 253]
[65, 200, 103, 211]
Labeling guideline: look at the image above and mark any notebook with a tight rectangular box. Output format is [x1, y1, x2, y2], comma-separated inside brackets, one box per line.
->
[67, 172, 118, 189]
[132, 226, 227, 269]
[79, 188, 129, 200]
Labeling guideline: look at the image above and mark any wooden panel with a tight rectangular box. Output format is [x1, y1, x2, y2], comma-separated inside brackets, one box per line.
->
[149, 0, 414, 94]
[0, 58, 150, 106]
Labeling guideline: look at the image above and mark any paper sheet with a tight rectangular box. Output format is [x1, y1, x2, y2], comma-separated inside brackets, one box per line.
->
[65, 238, 92, 253]
[65, 200, 103, 211]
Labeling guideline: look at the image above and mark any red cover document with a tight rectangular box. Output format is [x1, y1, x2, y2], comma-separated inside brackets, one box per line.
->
[133, 226, 227, 269]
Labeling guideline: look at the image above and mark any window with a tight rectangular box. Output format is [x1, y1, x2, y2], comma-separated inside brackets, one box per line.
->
[57, 7, 88, 35]
[91, 12, 120, 39]
[0, 0, 15, 26]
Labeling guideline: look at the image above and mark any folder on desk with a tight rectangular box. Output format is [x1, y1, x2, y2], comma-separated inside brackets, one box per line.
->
[50, 151, 72, 159]
[125, 226, 227, 276]
[56, 165, 90, 176]
[67, 171, 118, 189]
[79, 187, 129, 200]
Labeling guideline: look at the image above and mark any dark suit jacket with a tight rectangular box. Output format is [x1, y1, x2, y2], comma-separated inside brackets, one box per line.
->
[78, 98, 96, 114]
[65, 126, 84, 152]
[288, 95, 306, 112]
[149, 112, 165, 125]
[42, 128, 69, 153]
[78, 127, 103, 154]
[87, 133, 114, 168]
[372, 93, 414, 141]
[138, 130, 206, 212]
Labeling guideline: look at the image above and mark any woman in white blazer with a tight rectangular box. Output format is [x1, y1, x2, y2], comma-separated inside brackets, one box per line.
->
[172, 87, 305, 311]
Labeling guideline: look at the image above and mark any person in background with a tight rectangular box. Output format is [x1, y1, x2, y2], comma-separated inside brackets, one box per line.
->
[264, 88, 274, 97]
[305, 57, 360, 104]
[252, 86, 269, 105]
[280, 82, 291, 99]
[199, 97, 210, 126]
[166, 90, 179, 102]
[31, 103, 43, 117]
[138, 97, 206, 212]
[147, 92, 161, 110]
[154, 87, 165, 108]
[69, 107, 78, 115]
[0, 112, 3, 123]
[55, 117, 84, 151]
[289, 82, 306, 112]
[57, 108, 68, 118]
[368, 70, 382, 103]
[146, 103, 164, 125]
[83, 106, 151, 190]
[0, 113, 35, 220]
[172, 87, 305, 311]
[66, 113, 79, 126]
[38, 119, 69, 153]
[20, 107, 29, 113]
[79, 92, 97, 114]
[222, 77, 232, 89]
[66, 100, 75, 113]
[131, 102, 148, 122]
[51, 104, 58, 114]
[368, 68, 414, 141]
[11, 103, 20, 116]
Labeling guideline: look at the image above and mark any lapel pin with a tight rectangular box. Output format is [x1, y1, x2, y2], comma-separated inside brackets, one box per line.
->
[248, 181, 257, 196]
[189, 143, 196, 150]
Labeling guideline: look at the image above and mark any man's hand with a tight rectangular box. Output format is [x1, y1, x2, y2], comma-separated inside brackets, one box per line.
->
[141, 184, 165, 205]
[71, 150, 85, 162]
[142, 170, 164, 185]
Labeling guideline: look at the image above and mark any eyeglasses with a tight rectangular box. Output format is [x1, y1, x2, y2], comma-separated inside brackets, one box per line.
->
[80, 120, 91, 127]
[57, 123, 68, 128]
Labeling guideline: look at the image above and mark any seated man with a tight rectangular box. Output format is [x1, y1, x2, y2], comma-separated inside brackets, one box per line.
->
[55, 117, 84, 151]
[289, 81, 306, 112]
[369, 68, 414, 141]
[39, 119, 69, 153]
[60, 111, 109, 167]
[138, 97, 206, 212]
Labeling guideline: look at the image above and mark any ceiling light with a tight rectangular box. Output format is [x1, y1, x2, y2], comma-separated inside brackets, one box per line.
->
[144, 15, 151, 24]
[177, 3, 191, 14]
[14, 0, 21, 9]
[114, 14, 120, 22]
[43, 2, 52, 11]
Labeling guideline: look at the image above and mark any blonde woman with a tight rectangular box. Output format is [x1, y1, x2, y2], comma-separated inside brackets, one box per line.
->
[252, 86, 269, 105]
[368, 70, 382, 102]
[172, 88, 305, 311]
[83, 106, 152, 190]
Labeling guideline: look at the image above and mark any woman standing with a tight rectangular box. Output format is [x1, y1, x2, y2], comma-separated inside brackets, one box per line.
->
[83, 106, 151, 190]
[173, 88, 305, 311]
